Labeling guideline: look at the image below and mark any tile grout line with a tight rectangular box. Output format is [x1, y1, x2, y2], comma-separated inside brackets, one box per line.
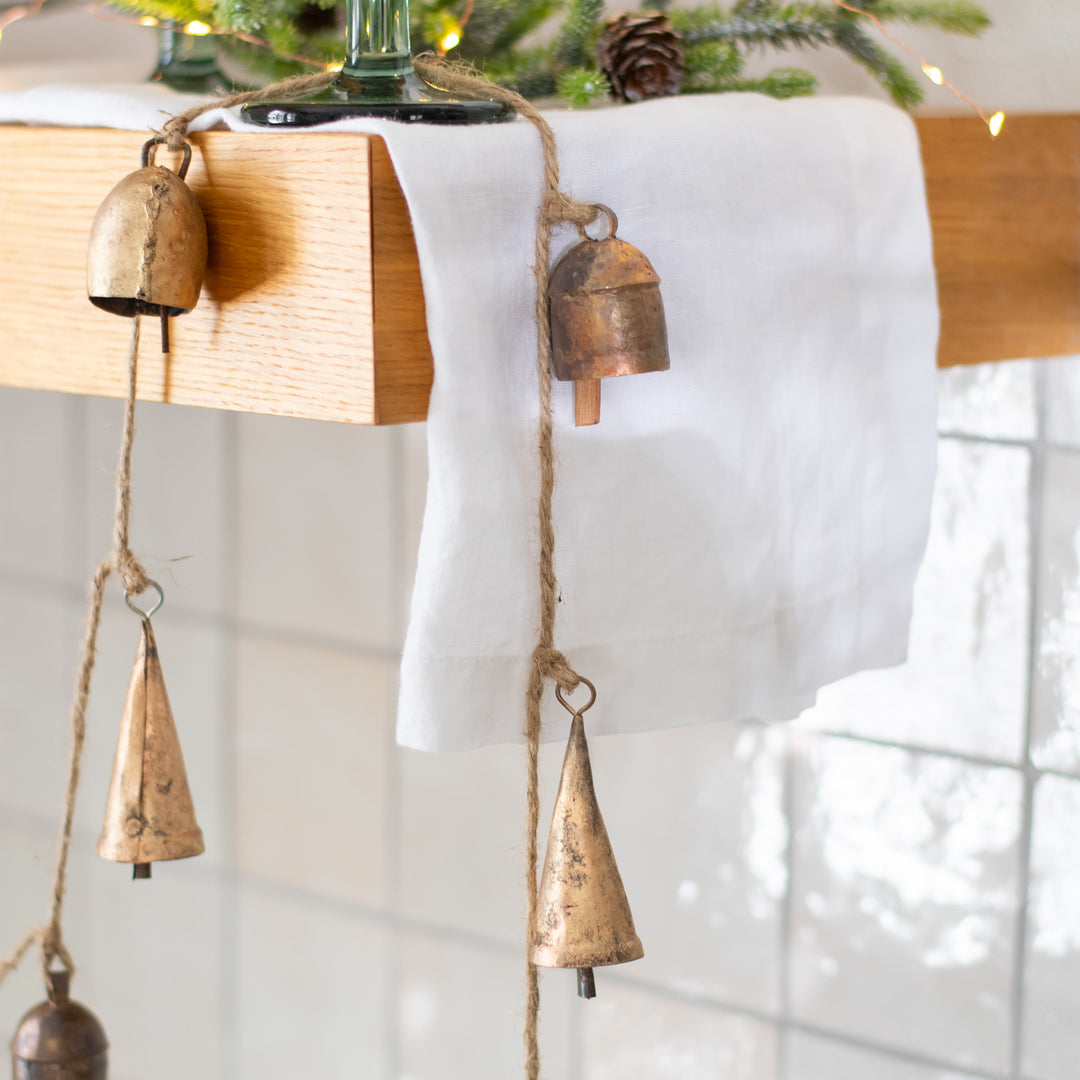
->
[1008, 361, 1048, 1080]
[220, 410, 243, 1080]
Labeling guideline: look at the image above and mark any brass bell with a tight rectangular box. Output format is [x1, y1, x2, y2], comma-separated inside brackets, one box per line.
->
[11, 971, 108, 1080]
[549, 204, 669, 427]
[98, 583, 204, 878]
[87, 136, 208, 354]
[529, 678, 643, 998]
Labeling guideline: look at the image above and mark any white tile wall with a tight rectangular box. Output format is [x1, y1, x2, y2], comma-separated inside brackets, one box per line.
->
[0, 355, 1076, 1078]
[1030, 450, 1080, 774]
[787, 735, 1021, 1074]
[785, 1030, 989, 1080]
[397, 933, 574, 1079]
[235, 633, 393, 905]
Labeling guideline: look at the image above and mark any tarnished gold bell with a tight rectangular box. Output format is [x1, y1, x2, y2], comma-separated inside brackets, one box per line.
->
[11, 971, 108, 1080]
[98, 583, 204, 879]
[87, 136, 207, 353]
[529, 678, 643, 998]
[549, 204, 669, 427]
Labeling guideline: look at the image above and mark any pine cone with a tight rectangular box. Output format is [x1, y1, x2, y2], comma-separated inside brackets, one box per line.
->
[597, 13, 685, 103]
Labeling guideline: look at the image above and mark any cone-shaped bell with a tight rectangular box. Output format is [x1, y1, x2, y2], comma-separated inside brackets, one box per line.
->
[11, 971, 108, 1080]
[529, 713, 643, 970]
[97, 620, 204, 871]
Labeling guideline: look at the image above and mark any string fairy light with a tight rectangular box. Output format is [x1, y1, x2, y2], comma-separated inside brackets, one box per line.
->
[832, 0, 1005, 138]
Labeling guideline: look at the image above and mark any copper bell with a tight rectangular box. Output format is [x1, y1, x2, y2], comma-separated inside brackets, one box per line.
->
[11, 971, 108, 1080]
[549, 204, 669, 427]
[98, 582, 204, 879]
[87, 136, 207, 354]
[529, 678, 643, 999]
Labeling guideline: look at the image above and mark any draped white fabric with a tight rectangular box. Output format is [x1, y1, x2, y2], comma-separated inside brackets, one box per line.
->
[0, 87, 939, 751]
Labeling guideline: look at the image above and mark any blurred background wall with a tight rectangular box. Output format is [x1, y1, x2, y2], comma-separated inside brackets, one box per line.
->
[2, 4, 1080, 1079]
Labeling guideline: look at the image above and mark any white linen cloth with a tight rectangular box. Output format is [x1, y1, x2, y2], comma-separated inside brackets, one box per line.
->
[0, 85, 939, 751]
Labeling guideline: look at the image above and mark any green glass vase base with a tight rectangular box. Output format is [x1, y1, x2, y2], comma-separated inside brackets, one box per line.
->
[242, 69, 513, 126]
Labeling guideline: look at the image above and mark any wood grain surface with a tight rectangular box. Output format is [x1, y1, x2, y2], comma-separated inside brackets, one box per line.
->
[0, 116, 1076, 425]
[916, 113, 1080, 369]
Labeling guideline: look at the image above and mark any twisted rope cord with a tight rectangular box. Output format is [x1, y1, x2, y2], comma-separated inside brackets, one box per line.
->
[1, 317, 151, 988]
[412, 57, 596, 1080]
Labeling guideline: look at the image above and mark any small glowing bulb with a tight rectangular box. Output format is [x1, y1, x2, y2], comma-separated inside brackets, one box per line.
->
[921, 64, 943, 85]
[988, 110, 1005, 137]
[326, 61, 343, 72]
[184, 20, 212, 34]
[140, 15, 159, 26]
[440, 29, 460, 50]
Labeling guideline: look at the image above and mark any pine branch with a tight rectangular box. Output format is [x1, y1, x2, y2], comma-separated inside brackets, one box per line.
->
[829, 18, 923, 106]
[724, 65, 818, 97]
[672, 8, 833, 49]
[844, 0, 990, 35]
[552, 0, 604, 67]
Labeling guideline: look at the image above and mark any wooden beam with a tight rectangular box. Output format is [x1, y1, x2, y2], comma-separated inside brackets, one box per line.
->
[917, 113, 1080, 368]
[0, 127, 431, 424]
[0, 115, 1076, 425]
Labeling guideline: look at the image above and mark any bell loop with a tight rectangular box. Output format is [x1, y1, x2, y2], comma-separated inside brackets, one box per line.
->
[576, 203, 618, 243]
[555, 675, 596, 718]
[141, 135, 193, 180]
[124, 579, 165, 622]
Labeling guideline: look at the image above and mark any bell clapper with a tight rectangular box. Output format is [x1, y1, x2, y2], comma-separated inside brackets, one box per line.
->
[574, 380, 602, 427]
[133, 862, 152, 880]
[160, 310, 170, 355]
[576, 967, 597, 999]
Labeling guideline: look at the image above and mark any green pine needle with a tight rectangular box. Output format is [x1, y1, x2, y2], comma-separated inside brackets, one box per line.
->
[552, 0, 604, 67]
[746, 65, 819, 97]
[557, 66, 612, 106]
[846, 0, 990, 35]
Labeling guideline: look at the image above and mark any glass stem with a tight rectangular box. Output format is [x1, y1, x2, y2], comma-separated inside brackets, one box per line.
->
[345, 0, 414, 77]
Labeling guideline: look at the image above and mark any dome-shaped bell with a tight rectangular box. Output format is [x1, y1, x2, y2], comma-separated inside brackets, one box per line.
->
[11, 971, 109, 1080]
[549, 204, 669, 426]
[87, 136, 207, 353]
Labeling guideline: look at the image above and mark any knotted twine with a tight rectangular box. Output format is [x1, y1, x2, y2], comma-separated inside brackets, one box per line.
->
[157, 59, 597, 1079]
[0, 317, 152, 989]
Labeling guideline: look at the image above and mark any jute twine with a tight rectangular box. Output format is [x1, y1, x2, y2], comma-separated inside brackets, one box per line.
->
[0, 317, 151, 989]
[159, 59, 596, 1079]
[414, 59, 597, 1080]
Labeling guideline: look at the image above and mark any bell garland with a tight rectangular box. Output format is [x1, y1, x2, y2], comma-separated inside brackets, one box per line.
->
[0, 62, 669, 1080]
[1, 135, 210, 1073]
